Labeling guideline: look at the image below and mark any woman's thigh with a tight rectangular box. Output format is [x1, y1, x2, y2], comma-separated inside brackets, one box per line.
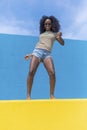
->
[43, 57, 55, 75]
[29, 55, 40, 74]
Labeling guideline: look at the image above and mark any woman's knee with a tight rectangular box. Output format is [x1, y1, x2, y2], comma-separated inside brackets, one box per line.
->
[48, 70, 55, 79]
[28, 69, 35, 77]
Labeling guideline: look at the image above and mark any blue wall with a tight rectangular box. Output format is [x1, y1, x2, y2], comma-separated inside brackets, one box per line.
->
[0, 34, 87, 100]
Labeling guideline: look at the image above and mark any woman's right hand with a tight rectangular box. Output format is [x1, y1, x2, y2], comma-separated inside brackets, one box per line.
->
[24, 54, 32, 60]
[24, 55, 30, 60]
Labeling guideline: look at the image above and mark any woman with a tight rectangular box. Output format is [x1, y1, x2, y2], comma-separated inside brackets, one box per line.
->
[24, 15, 64, 99]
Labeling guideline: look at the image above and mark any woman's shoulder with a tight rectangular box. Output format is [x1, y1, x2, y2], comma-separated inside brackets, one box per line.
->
[40, 31, 57, 38]
[42, 31, 57, 34]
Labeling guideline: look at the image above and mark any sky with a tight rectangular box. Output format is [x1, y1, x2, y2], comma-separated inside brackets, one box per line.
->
[0, 0, 87, 40]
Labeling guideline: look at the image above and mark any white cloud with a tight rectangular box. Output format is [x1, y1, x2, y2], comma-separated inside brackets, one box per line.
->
[0, 17, 38, 36]
[0, 24, 30, 35]
[63, 0, 87, 40]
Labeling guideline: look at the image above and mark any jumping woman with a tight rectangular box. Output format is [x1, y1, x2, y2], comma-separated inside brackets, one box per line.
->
[24, 15, 64, 99]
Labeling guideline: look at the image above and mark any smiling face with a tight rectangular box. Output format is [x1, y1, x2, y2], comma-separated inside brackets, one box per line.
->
[44, 19, 52, 31]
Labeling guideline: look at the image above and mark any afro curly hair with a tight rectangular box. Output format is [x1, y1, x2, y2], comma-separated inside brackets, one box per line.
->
[39, 15, 60, 34]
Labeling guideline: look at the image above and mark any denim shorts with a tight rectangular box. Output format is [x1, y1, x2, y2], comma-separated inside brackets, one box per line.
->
[32, 48, 51, 62]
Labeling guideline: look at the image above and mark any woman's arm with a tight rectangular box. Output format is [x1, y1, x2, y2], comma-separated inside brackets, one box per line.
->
[56, 32, 64, 46]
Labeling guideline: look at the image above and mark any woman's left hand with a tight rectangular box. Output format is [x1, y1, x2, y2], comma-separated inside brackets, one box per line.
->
[56, 32, 62, 38]
[56, 32, 64, 45]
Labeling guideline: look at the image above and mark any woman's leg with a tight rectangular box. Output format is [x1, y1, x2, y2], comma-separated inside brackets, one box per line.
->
[43, 57, 56, 99]
[27, 56, 40, 99]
